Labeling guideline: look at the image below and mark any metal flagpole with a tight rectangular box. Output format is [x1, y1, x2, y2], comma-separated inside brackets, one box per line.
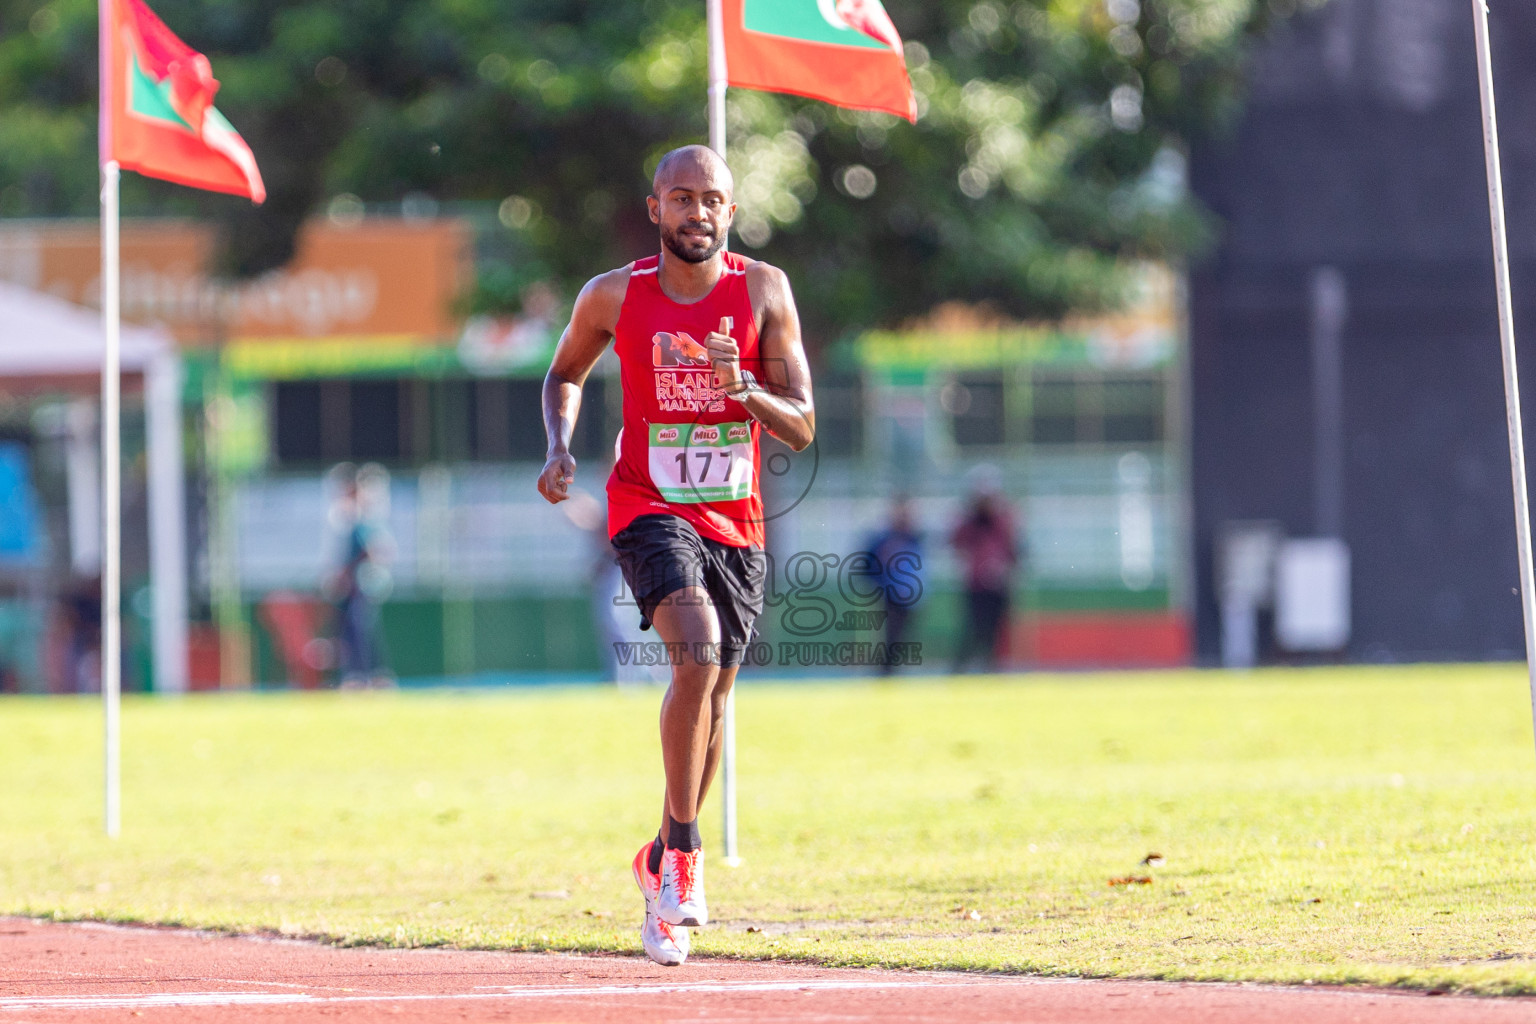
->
[707, 0, 727, 157]
[1471, 0, 1536, 752]
[101, 158, 123, 839]
[705, 0, 741, 867]
[99, 0, 122, 838]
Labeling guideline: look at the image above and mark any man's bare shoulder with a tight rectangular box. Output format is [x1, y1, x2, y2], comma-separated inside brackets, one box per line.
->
[572, 265, 634, 330]
[583, 265, 634, 305]
[743, 257, 789, 287]
[743, 259, 794, 309]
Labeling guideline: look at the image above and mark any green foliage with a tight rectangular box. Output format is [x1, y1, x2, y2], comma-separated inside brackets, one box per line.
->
[5, 666, 1536, 991]
[0, 0, 1287, 331]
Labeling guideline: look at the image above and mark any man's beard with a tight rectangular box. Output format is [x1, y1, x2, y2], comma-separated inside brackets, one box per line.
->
[661, 223, 726, 264]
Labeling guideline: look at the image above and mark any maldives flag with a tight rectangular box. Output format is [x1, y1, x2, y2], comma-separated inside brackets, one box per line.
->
[722, 0, 916, 121]
[101, 0, 265, 202]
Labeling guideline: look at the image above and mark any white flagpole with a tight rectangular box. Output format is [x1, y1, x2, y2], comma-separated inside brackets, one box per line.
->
[707, 0, 727, 158]
[100, 0, 123, 839]
[101, 158, 123, 839]
[1471, 0, 1536, 751]
[705, 0, 741, 867]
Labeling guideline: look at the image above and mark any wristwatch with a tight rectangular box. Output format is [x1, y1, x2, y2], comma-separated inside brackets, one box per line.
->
[730, 369, 761, 397]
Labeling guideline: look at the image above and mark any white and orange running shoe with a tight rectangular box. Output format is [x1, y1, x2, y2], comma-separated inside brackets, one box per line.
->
[656, 846, 707, 928]
[632, 842, 689, 966]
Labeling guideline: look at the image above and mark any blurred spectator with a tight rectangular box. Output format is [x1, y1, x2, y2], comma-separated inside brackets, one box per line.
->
[325, 463, 395, 689]
[862, 496, 924, 675]
[950, 465, 1021, 673]
[63, 576, 102, 692]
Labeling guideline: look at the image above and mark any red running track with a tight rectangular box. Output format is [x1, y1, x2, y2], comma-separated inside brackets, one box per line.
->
[1, 918, 1532, 1023]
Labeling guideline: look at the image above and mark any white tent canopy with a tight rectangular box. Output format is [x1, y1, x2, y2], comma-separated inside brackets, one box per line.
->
[0, 278, 188, 694]
[0, 279, 170, 373]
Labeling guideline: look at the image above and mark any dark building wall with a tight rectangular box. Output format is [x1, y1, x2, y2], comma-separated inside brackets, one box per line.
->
[1188, 0, 1536, 660]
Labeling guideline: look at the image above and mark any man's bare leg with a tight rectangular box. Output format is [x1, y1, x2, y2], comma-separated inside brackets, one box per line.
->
[694, 665, 738, 816]
[653, 663, 737, 851]
[650, 586, 722, 833]
[653, 664, 738, 835]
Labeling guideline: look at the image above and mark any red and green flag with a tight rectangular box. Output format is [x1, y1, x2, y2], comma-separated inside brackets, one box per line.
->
[101, 0, 265, 202]
[721, 0, 916, 121]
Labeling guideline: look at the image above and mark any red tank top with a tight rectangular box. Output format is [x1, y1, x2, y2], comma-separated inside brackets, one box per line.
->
[606, 252, 765, 548]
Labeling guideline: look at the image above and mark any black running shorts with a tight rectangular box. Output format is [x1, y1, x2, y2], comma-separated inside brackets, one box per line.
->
[610, 514, 767, 669]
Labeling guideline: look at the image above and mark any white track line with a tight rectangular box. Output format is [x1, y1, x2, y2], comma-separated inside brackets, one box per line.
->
[0, 993, 304, 1011]
[0, 979, 963, 1012]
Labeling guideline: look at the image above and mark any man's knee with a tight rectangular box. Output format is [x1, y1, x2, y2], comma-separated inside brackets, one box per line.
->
[652, 587, 720, 640]
[669, 657, 719, 697]
[707, 669, 737, 716]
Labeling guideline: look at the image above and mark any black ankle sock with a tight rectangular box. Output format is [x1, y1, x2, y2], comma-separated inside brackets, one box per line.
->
[647, 834, 664, 875]
[667, 816, 702, 852]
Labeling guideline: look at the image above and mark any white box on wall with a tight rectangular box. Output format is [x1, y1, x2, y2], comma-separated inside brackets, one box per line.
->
[1275, 538, 1351, 652]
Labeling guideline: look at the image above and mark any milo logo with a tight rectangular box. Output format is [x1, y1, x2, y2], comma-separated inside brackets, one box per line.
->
[656, 427, 680, 442]
[692, 426, 720, 444]
[727, 425, 750, 442]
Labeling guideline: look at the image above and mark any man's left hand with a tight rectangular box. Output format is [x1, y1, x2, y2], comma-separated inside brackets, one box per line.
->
[706, 316, 742, 393]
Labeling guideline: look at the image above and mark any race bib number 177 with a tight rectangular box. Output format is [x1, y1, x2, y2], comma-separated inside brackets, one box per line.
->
[648, 421, 754, 503]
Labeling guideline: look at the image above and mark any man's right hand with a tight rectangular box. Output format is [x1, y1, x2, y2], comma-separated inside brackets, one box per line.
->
[538, 451, 577, 503]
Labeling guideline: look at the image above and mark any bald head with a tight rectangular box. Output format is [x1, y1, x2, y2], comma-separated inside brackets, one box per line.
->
[647, 144, 736, 264]
[651, 145, 733, 197]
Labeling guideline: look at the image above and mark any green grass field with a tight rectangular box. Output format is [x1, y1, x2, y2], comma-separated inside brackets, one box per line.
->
[5, 666, 1536, 993]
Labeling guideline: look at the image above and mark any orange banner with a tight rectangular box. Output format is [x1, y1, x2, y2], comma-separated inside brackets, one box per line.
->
[0, 218, 469, 346]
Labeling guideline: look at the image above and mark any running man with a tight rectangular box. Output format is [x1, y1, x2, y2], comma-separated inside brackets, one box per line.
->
[537, 145, 815, 965]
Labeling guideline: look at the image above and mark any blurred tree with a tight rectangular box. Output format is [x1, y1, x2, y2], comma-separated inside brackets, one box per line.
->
[0, 0, 1305, 334]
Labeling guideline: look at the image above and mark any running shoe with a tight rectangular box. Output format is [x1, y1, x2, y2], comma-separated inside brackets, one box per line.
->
[632, 842, 689, 966]
[656, 846, 707, 928]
